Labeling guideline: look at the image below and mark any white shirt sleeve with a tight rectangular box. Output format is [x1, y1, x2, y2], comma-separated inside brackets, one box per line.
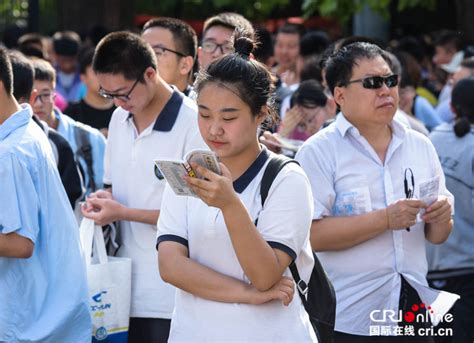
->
[296, 140, 336, 220]
[256, 164, 313, 259]
[156, 184, 189, 249]
[102, 113, 116, 186]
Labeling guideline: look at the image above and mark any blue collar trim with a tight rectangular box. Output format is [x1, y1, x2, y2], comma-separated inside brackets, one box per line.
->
[153, 90, 183, 132]
[233, 147, 270, 194]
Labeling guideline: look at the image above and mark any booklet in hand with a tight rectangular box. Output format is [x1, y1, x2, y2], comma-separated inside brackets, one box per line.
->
[154, 149, 221, 197]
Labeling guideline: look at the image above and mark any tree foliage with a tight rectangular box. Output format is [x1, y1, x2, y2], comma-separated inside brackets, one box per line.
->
[302, 0, 437, 22]
[135, 0, 291, 21]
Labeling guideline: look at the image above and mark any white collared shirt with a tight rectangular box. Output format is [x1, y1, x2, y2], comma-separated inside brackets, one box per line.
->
[157, 148, 317, 342]
[104, 90, 207, 318]
[296, 113, 458, 335]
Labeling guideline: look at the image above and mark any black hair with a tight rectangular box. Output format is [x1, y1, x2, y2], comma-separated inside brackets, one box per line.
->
[8, 50, 34, 101]
[300, 31, 330, 58]
[253, 27, 273, 64]
[433, 30, 463, 51]
[320, 37, 385, 83]
[393, 50, 421, 88]
[0, 48, 13, 95]
[451, 77, 474, 137]
[385, 51, 402, 76]
[394, 36, 426, 64]
[337, 36, 385, 50]
[52, 31, 81, 56]
[142, 17, 198, 58]
[18, 33, 46, 59]
[460, 57, 474, 70]
[195, 30, 275, 123]
[300, 55, 323, 83]
[325, 42, 392, 95]
[2, 23, 27, 49]
[31, 58, 56, 83]
[87, 25, 110, 46]
[202, 13, 254, 41]
[290, 80, 327, 108]
[78, 47, 95, 74]
[277, 23, 305, 37]
[93, 31, 157, 82]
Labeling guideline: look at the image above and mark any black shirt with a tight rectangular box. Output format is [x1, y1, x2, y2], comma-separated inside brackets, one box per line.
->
[66, 99, 115, 131]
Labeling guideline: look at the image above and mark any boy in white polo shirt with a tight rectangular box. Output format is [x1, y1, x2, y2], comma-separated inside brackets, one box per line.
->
[82, 31, 206, 343]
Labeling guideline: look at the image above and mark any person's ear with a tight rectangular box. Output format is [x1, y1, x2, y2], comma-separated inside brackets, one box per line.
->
[29, 88, 39, 105]
[179, 56, 195, 77]
[144, 66, 156, 82]
[333, 86, 345, 108]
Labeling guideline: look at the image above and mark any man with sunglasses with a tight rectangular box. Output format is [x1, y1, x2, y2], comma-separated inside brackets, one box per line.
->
[296, 42, 457, 342]
[198, 12, 254, 70]
[83, 31, 206, 342]
[142, 17, 197, 97]
[31, 58, 106, 200]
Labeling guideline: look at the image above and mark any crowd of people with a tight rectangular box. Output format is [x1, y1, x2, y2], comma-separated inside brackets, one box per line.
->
[0, 11, 473, 343]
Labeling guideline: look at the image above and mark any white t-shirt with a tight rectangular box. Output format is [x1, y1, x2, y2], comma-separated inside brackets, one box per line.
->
[104, 90, 208, 318]
[296, 113, 458, 335]
[157, 148, 317, 342]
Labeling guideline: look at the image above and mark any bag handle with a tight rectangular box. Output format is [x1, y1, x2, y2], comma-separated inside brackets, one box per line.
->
[80, 217, 95, 266]
[93, 225, 108, 264]
[79, 217, 108, 265]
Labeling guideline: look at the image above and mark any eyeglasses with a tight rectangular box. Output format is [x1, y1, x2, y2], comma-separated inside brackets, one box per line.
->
[201, 40, 234, 54]
[151, 44, 186, 58]
[346, 74, 399, 89]
[99, 76, 141, 102]
[404, 168, 415, 232]
[33, 92, 55, 104]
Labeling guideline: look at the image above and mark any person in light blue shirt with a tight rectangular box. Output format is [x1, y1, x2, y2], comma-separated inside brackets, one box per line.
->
[31, 58, 106, 197]
[0, 48, 91, 342]
[413, 95, 443, 131]
[427, 77, 474, 343]
[435, 98, 455, 123]
[54, 107, 106, 194]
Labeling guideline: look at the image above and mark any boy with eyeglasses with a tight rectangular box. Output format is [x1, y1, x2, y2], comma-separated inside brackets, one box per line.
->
[0, 47, 91, 342]
[142, 17, 197, 97]
[82, 31, 206, 342]
[296, 42, 458, 342]
[31, 58, 106, 200]
[198, 12, 254, 70]
[9, 50, 83, 208]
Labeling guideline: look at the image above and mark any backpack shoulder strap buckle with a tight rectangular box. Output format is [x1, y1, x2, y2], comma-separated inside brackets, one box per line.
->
[297, 279, 309, 296]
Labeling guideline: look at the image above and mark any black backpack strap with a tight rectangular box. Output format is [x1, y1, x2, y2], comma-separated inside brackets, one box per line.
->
[289, 257, 309, 299]
[74, 124, 96, 192]
[259, 154, 336, 342]
[259, 154, 309, 299]
[260, 154, 299, 207]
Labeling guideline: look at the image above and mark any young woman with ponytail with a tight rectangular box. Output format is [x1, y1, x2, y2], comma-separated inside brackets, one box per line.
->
[427, 77, 474, 342]
[156, 30, 317, 342]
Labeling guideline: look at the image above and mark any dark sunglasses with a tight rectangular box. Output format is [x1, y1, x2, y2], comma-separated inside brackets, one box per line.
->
[346, 74, 399, 89]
